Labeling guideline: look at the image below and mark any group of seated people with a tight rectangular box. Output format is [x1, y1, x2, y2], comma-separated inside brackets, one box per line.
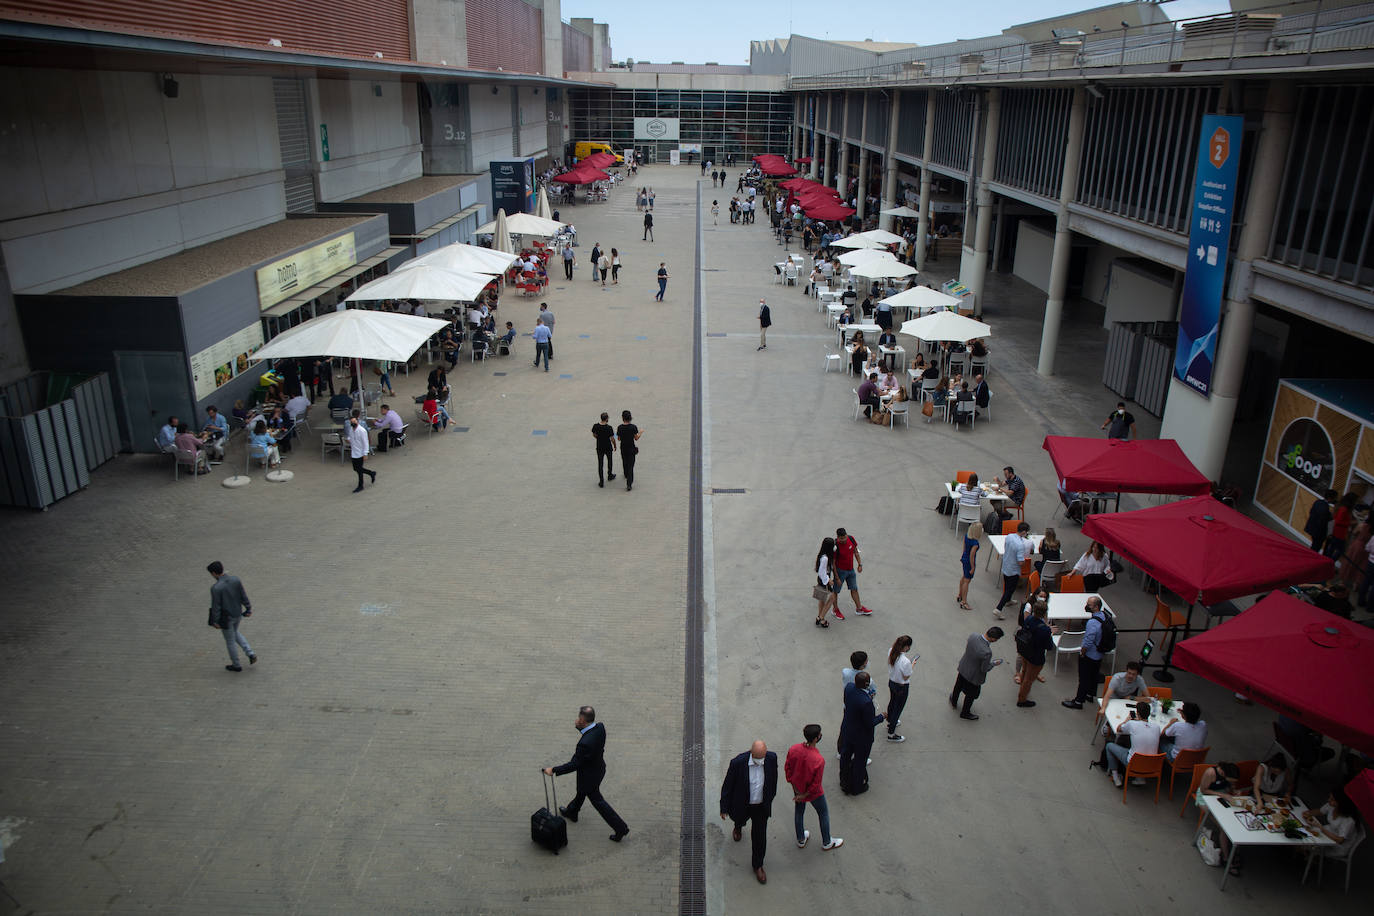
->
[157, 409, 227, 474]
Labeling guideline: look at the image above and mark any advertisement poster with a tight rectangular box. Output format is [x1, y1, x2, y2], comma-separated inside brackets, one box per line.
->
[1173, 114, 1243, 398]
[490, 158, 534, 216]
[634, 117, 680, 141]
[256, 233, 356, 310]
[189, 324, 266, 401]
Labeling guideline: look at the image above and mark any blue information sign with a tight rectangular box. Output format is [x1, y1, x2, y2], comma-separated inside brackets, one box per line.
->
[1174, 114, 1243, 398]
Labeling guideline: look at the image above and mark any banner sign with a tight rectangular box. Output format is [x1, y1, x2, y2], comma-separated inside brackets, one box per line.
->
[1173, 114, 1243, 398]
[256, 232, 356, 310]
[490, 158, 534, 217]
[189, 323, 265, 400]
[635, 117, 680, 141]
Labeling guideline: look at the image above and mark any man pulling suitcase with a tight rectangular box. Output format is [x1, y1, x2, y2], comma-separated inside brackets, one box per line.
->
[541, 705, 630, 843]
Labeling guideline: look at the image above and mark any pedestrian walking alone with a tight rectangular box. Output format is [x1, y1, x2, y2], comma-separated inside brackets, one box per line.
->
[712, 199, 719, 225]
[643, 211, 654, 241]
[720, 740, 777, 884]
[655, 263, 669, 301]
[785, 724, 843, 853]
[562, 241, 575, 280]
[532, 318, 552, 371]
[617, 410, 641, 491]
[757, 298, 771, 351]
[207, 561, 256, 672]
[592, 411, 617, 487]
[542, 705, 630, 843]
[885, 635, 914, 742]
[347, 410, 376, 493]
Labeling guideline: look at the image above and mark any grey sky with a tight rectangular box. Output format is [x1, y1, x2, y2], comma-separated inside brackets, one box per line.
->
[562, 0, 1233, 65]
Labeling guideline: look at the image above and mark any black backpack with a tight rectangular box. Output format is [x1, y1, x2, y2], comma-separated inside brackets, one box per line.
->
[1095, 611, 1118, 654]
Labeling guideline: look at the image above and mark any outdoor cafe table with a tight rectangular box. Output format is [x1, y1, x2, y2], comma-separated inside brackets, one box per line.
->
[984, 533, 1046, 571]
[1046, 592, 1112, 624]
[878, 343, 906, 369]
[826, 302, 847, 325]
[1198, 794, 1335, 890]
[944, 481, 1008, 528]
[840, 323, 881, 346]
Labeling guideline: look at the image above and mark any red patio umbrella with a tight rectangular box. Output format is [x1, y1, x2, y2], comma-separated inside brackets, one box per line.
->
[796, 156, 813, 163]
[1043, 436, 1212, 497]
[1346, 769, 1374, 824]
[803, 199, 856, 221]
[1173, 592, 1374, 756]
[759, 160, 797, 177]
[552, 167, 609, 184]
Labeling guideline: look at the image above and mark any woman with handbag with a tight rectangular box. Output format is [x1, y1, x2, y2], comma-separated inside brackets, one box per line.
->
[814, 537, 841, 627]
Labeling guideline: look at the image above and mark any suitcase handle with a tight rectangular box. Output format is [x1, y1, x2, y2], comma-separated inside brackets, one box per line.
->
[542, 770, 559, 811]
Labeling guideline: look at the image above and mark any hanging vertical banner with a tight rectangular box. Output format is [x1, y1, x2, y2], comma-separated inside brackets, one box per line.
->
[1174, 114, 1243, 398]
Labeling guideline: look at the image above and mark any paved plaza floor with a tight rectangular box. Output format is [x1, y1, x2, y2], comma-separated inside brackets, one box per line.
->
[0, 165, 1365, 914]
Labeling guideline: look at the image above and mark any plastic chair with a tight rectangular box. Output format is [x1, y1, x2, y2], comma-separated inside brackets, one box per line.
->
[1001, 519, 1019, 535]
[824, 345, 843, 373]
[320, 430, 345, 462]
[1147, 686, 1173, 700]
[1039, 559, 1066, 591]
[852, 389, 865, 422]
[955, 501, 982, 539]
[1235, 759, 1259, 787]
[955, 471, 974, 484]
[1302, 823, 1367, 893]
[1145, 598, 1187, 648]
[174, 446, 203, 481]
[1051, 629, 1084, 674]
[1090, 675, 1115, 739]
[1122, 753, 1165, 804]
[887, 399, 909, 430]
[1166, 747, 1211, 801]
[1179, 763, 1212, 819]
[1058, 572, 1086, 593]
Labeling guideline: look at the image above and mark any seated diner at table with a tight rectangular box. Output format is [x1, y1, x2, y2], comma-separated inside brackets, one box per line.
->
[992, 466, 1026, 520]
[1073, 541, 1114, 591]
[1105, 661, 1150, 702]
[1103, 699, 1159, 788]
[249, 420, 282, 468]
[1034, 527, 1062, 573]
[856, 372, 882, 419]
[952, 381, 975, 424]
[173, 423, 211, 473]
[877, 328, 898, 368]
[1251, 752, 1293, 803]
[1159, 702, 1207, 762]
[850, 339, 870, 377]
[422, 390, 451, 432]
[1196, 761, 1246, 874]
[1302, 789, 1360, 846]
[956, 473, 983, 510]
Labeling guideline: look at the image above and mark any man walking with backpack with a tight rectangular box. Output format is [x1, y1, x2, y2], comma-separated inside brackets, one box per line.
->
[1062, 596, 1115, 709]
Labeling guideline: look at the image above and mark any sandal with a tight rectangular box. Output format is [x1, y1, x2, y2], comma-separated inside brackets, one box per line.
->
[814, 618, 829, 628]
[959, 601, 972, 610]
[1036, 674, 1047, 683]
[1012, 675, 1022, 685]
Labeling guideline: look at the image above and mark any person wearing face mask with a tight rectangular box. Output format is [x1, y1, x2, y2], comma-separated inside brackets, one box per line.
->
[1100, 402, 1136, 440]
[347, 410, 376, 493]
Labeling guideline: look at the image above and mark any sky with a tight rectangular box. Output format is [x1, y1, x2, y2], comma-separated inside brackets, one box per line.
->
[561, 0, 1234, 65]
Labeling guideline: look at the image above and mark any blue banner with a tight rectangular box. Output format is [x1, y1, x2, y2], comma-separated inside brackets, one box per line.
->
[1174, 114, 1243, 398]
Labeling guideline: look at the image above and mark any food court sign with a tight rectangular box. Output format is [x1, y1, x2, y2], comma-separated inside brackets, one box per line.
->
[256, 232, 357, 310]
[634, 117, 680, 141]
[1276, 417, 1335, 494]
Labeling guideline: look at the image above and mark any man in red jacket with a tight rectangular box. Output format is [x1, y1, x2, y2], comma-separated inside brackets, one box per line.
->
[784, 724, 844, 852]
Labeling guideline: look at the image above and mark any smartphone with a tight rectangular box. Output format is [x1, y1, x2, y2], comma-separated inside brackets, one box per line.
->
[1219, 797, 1231, 808]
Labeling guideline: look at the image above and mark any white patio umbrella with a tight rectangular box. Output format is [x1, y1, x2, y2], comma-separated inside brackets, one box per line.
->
[850, 228, 905, 246]
[879, 286, 961, 314]
[474, 211, 564, 238]
[250, 309, 450, 364]
[490, 209, 514, 254]
[831, 235, 886, 250]
[837, 248, 897, 267]
[898, 310, 992, 341]
[397, 243, 518, 277]
[535, 186, 554, 220]
[849, 259, 918, 280]
[880, 205, 921, 219]
[346, 264, 494, 304]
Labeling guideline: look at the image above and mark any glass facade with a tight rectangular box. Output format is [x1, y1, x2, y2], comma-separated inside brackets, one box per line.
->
[568, 88, 793, 162]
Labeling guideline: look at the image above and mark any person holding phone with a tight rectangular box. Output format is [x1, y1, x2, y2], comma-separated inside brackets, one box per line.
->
[1104, 700, 1160, 788]
[949, 627, 1004, 721]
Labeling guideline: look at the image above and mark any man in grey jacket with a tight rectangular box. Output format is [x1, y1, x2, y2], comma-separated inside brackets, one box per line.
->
[207, 561, 257, 672]
[949, 627, 1003, 720]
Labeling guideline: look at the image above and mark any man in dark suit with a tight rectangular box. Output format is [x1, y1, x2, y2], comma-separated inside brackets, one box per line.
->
[838, 672, 884, 795]
[543, 706, 629, 842]
[973, 372, 991, 411]
[719, 740, 777, 885]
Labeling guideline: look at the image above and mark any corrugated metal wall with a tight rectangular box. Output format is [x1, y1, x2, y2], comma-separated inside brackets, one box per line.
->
[5, 0, 411, 60]
[994, 88, 1071, 200]
[895, 90, 926, 156]
[0, 372, 118, 509]
[930, 90, 975, 171]
[563, 23, 592, 73]
[467, 0, 543, 74]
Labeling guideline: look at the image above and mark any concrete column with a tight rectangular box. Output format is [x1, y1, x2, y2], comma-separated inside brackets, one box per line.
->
[966, 89, 1000, 317]
[1160, 81, 1296, 479]
[836, 94, 850, 193]
[1037, 87, 1087, 377]
[810, 94, 820, 172]
[915, 92, 936, 273]
[855, 93, 870, 220]
[880, 92, 901, 233]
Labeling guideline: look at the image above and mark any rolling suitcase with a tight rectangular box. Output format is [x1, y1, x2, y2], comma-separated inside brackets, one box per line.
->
[531, 771, 568, 854]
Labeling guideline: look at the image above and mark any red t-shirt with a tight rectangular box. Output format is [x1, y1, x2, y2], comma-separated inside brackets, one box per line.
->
[835, 536, 858, 571]
[784, 743, 826, 802]
[1332, 506, 1352, 540]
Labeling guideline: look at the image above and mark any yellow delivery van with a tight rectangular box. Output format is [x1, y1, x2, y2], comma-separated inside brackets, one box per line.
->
[572, 141, 624, 165]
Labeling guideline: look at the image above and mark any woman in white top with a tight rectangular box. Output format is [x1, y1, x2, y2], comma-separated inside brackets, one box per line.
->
[1304, 789, 1359, 848]
[1159, 702, 1208, 761]
[885, 635, 914, 743]
[1251, 753, 1292, 802]
[814, 537, 840, 627]
[1073, 541, 1114, 591]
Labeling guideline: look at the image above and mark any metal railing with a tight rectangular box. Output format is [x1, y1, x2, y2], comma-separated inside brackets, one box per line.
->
[787, 0, 1374, 89]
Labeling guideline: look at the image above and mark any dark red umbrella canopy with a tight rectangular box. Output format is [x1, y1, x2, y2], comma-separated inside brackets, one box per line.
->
[1043, 436, 1212, 496]
[552, 167, 608, 184]
[582, 152, 617, 168]
[796, 156, 813, 163]
[759, 160, 796, 177]
[1082, 496, 1335, 605]
[803, 199, 856, 221]
[1174, 592, 1374, 756]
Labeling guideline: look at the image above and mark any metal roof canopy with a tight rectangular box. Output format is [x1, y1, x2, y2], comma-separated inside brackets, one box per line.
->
[0, 19, 598, 87]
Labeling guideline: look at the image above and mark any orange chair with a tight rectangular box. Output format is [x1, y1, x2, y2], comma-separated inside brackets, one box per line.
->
[1122, 752, 1166, 804]
[956, 470, 974, 484]
[1147, 686, 1173, 700]
[1001, 519, 1020, 535]
[1090, 675, 1115, 738]
[1179, 762, 1213, 825]
[1145, 598, 1187, 646]
[1011, 483, 1028, 521]
[1026, 570, 1041, 596]
[1235, 759, 1259, 788]
[1058, 572, 1085, 593]
[1166, 747, 1211, 801]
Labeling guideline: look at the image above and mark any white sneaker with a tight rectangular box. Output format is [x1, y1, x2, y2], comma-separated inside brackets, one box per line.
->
[1111, 771, 1123, 787]
[822, 837, 844, 851]
[1130, 778, 1147, 786]
[797, 829, 810, 848]
[886, 734, 905, 742]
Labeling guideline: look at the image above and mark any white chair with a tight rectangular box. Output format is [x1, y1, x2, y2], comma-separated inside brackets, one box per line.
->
[246, 442, 274, 476]
[1039, 559, 1067, 591]
[955, 500, 982, 538]
[1302, 822, 1365, 893]
[784, 263, 799, 285]
[948, 354, 967, 378]
[417, 407, 437, 438]
[174, 446, 204, 481]
[320, 430, 345, 462]
[1051, 629, 1086, 675]
[981, 385, 994, 420]
[852, 389, 865, 422]
[772, 264, 784, 284]
[823, 345, 843, 373]
[887, 399, 909, 431]
[471, 339, 488, 362]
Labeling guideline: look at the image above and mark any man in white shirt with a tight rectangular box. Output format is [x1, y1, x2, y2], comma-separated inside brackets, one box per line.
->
[719, 740, 778, 885]
[995, 521, 1034, 619]
[1105, 700, 1161, 787]
[371, 404, 404, 453]
[346, 411, 375, 493]
[284, 393, 310, 423]
[537, 302, 555, 359]
[157, 415, 179, 453]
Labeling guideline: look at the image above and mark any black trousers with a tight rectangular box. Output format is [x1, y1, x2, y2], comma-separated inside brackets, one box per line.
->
[621, 451, 636, 486]
[996, 573, 1020, 611]
[838, 735, 873, 794]
[351, 455, 373, 488]
[564, 259, 574, 279]
[886, 682, 909, 735]
[950, 673, 982, 715]
[732, 804, 770, 869]
[1075, 653, 1103, 703]
[597, 449, 615, 483]
[566, 782, 628, 835]
[376, 429, 400, 452]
